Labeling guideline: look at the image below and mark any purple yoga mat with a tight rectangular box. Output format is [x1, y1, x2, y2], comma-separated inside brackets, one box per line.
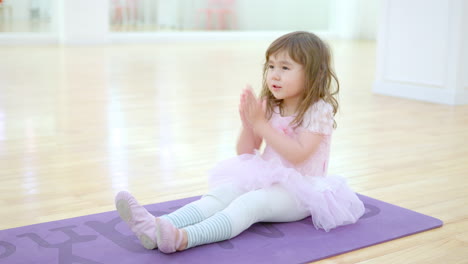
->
[0, 194, 442, 264]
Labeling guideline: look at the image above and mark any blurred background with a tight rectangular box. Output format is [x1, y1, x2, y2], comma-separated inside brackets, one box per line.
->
[0, 0, 378, 41]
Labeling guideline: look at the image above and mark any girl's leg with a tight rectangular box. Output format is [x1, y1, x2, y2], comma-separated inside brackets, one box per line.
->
[160, 183, 246, 228]
[115, 184, 245, 250]
[156, 184, 309, 253]
[223, 184, 310, 237]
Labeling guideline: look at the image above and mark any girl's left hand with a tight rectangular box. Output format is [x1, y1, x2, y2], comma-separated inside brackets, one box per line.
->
[244, 88, 267, 130]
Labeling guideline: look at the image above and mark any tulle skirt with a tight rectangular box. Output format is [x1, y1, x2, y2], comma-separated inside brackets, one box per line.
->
[208, 153, 365, 232]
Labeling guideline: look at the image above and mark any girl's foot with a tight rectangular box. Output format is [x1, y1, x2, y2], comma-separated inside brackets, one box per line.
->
[155, 217, 188, 254]
[115, 191, 158, 249]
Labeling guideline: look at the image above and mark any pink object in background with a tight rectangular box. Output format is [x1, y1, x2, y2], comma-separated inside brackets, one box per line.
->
[197, 0, 237, 30]
[111, 0, 139, 25]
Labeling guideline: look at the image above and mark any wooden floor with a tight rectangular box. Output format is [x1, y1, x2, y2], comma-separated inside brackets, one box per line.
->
[0, 39, 467, 263]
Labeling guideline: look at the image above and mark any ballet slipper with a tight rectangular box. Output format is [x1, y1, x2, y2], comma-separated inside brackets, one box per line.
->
[155, 217, 185, 254]
[115, 191, 158, 249]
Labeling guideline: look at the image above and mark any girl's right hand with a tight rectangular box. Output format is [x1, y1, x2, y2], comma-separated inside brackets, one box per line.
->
[239, 86, 252, 129]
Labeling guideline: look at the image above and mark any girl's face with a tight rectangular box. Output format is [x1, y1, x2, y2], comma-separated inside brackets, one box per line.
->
[266, 51, 306, 105]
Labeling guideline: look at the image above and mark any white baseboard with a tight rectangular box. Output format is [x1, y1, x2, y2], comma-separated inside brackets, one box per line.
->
[455, 89, 468, 105]
[0, 33, 59, 45]
[108, 30, 335, 43]
[373, 81, 468, 105]
[0, 30, 335, 45]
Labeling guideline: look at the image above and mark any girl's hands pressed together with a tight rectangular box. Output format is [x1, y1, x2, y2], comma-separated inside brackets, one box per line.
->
[239, 86, 253, 129]
[242, 86, 267, 132]
[237, 85, 264, 155]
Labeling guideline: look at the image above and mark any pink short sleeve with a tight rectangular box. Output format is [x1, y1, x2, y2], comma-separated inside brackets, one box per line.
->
[301, 100, 334, 135]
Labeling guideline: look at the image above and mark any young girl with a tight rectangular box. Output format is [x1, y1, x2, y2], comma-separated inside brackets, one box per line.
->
[115, 31, 365, 254]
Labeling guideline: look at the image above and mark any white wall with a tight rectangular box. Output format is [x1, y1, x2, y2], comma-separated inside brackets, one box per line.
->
[384, 0, 447, 86]
[357, 0, 379, 39]
[163, 0, 332, 31]
[235, 0, 331, 31]
[0, 0, 379, 44]
[59, 0, 109, 44]
[125, 0, 378, 38]
[331, 0, 379, 39]
[463, 2, 468, 91]
[9, 0, 29, 20]
[4, 0, 51, 21]
[374, 0, 468, 105]
[156, 0, 183, 29]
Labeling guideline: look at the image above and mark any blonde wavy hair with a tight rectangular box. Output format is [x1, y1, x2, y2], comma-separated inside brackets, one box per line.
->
[260, 31, 339, 128]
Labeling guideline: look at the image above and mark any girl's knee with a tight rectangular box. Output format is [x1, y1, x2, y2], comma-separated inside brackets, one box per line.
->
[220, 190, 270, 230]
[203, 183, 245, 207]
[229, 189, 271, 215]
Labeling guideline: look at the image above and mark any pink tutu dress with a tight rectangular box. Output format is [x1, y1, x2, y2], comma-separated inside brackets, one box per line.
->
[209, 100, 365, 232]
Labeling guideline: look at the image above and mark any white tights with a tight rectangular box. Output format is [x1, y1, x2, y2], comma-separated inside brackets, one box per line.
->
[188, 183, 310, 237]
[162, 183, 310, 248]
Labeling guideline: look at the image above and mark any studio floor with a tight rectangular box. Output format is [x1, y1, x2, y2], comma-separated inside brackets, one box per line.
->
[0, 39, 467, 263]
